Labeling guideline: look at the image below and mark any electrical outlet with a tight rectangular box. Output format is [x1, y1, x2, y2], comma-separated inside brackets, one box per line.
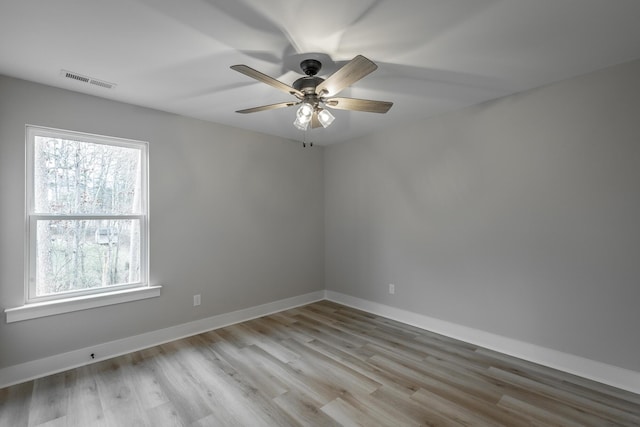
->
[389, 284, 395, 294]
[193, 294, 201, 306]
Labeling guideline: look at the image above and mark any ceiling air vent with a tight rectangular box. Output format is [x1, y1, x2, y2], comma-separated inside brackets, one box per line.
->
[60, 70, 116, 90]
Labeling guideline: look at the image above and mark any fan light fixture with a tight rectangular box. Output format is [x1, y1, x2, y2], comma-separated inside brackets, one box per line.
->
[231, 54, 393, 135]
[294, 103, 336, 131]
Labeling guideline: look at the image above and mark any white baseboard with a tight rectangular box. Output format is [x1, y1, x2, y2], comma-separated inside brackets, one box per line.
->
[325, 291, 640, 395]
[0, 290, 325, 389]
[3, 289, 639, 395]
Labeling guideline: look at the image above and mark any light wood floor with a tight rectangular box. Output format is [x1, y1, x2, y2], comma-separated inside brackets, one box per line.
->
[1, 301, 639, 426]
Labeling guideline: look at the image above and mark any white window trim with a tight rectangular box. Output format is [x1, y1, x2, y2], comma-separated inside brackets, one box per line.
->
[5, 125, 159, 322]
[5, 285, 162, 323]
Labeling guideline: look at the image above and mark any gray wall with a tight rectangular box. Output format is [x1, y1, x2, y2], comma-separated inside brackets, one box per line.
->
[0, 76, 324, 369]
[3, 57, 640, 375]
[325, 59, 640, 372]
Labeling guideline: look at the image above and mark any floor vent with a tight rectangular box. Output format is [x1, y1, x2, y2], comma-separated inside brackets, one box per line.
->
[61, 70, 116, 90]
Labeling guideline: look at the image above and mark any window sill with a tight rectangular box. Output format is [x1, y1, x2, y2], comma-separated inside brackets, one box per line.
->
[4, 285, 162, 323]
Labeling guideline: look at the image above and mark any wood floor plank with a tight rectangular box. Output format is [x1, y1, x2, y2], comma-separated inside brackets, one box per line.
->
[1, 301, 638, 426]
[426, 355, 624, 426]
[0, 381, 33, 426]
[30, 415, 68, 427]
[241, 343, 335, 406]
[26, 371, 69, 426]
[273, 391, 343, 427]
[302, 338, 421, 396]
[475, 347, 640, 410]
[370, 384, 468, 426]
[64, 366, 105, 426]
[238, 321, 302, 364]
[206, 331, 290, 399]
[497, 395, 585, 427]
[337, 391, 419, 427]
[145, 401, 184, 427]
[281, 338, 382, 395]
[181, 335, 299, 427]
[125, 347, 170, 411]
[320, 396, 390, 427]
[367, 353, 525, 425]
[410, 387, 498, 426]
[146, 342, 215, 424]
[291, 316, 372, 354]
[488, 366, 640, 426]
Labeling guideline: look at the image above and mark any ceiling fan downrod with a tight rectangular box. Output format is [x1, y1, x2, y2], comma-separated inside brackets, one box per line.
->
[300, 59, 321, 76]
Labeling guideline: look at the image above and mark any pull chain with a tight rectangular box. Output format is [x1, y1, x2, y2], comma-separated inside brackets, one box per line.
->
[302, 130, 313, 148]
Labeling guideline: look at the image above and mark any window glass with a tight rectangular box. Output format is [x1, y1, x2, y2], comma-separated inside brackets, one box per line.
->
[27, 126, 148, 302]
[34, 136, 142, 215]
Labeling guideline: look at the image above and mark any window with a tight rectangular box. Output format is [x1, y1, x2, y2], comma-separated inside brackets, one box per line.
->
[25, 125, 150, 304]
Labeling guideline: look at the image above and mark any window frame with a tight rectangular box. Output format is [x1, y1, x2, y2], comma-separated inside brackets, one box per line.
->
[24, 125, 150, 304]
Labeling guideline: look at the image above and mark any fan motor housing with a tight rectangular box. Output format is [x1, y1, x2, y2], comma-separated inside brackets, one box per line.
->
[293, 59, 324, 95]
[293, 76, 324, 94]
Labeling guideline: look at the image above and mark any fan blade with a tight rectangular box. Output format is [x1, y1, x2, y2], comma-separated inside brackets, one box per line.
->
[236, 101, 298, 114]
[325, 97, 393, 113]
[315, 55, 378, 97]
[231, 64, 303, 98]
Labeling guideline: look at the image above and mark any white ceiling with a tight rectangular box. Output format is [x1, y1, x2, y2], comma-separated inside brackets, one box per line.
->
[1, 0, 640, 145]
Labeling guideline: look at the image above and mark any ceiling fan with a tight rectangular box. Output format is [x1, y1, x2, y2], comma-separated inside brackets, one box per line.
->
[230, 55, 393, 132]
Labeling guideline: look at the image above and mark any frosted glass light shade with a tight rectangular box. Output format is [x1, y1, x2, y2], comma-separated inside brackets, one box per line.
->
[293, 116, 309, 130]
[317, 109, 335, 128]
[297, 103, 313, 121]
